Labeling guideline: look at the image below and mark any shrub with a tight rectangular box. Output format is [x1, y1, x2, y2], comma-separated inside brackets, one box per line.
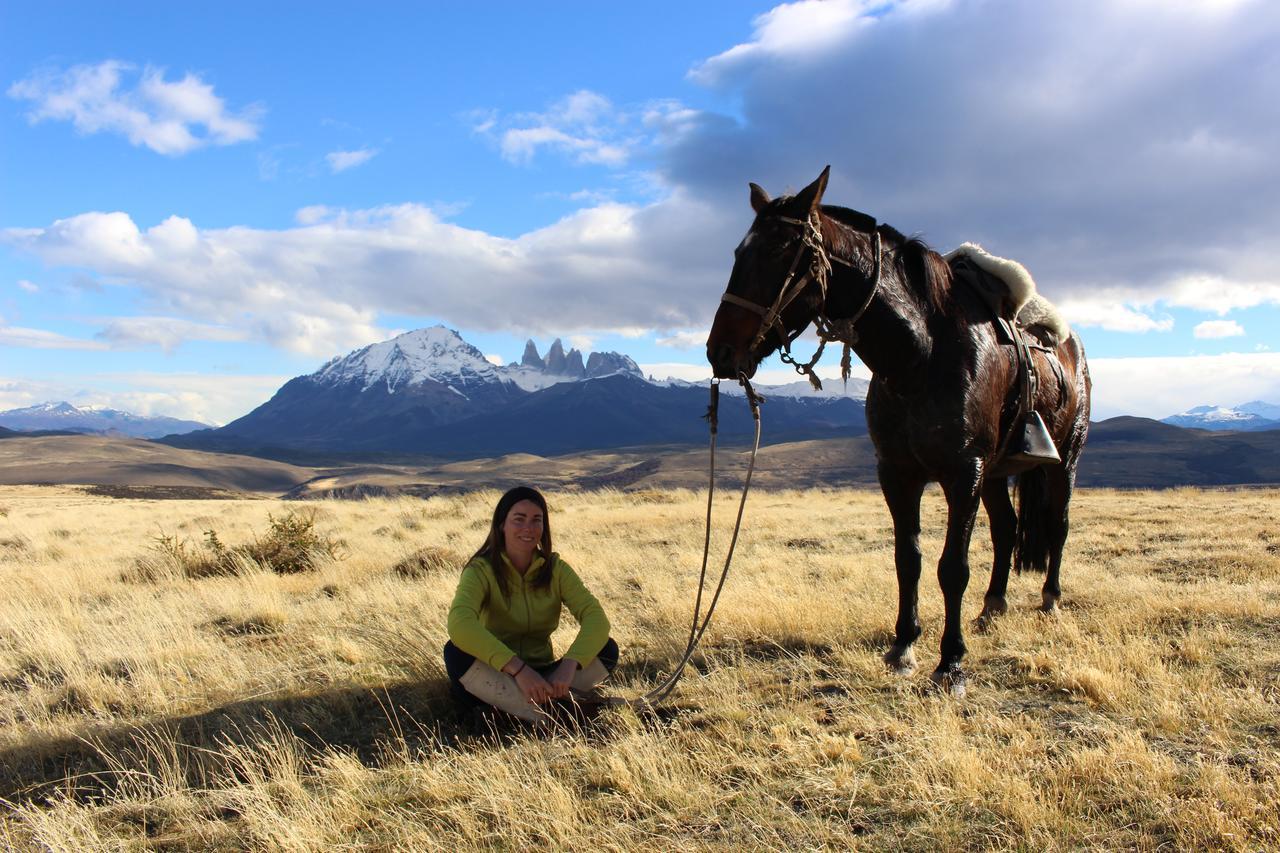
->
[127, 510, 344, 581]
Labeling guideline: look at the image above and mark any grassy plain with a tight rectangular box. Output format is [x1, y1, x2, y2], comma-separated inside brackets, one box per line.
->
[0, 483, 1277, 850]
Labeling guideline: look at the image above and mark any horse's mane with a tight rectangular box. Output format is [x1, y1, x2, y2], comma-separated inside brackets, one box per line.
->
[820, 205, 952, 315]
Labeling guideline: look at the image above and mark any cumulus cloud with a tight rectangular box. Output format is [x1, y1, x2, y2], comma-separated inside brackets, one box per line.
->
[8, 61, 262, 155]
[664, 0, 1280, 316]
[16, 279, 38, 293]
[1193, 319, 1245, 339]
[2, 198, 731, 354]
[326, 147, 379, 173]
[1089, 352, 1280, 420]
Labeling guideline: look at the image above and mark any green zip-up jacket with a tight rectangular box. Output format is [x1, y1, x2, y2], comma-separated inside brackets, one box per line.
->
[447, 551, 610, 672]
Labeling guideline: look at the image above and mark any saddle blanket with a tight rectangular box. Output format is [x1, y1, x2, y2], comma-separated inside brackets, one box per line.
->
[943, 242, 1070, 343]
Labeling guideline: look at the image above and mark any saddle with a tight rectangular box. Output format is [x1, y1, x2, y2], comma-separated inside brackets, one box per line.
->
[944, 244, 1067, 466]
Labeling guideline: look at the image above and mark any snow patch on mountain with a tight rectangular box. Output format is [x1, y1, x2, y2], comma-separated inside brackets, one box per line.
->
[1162, 402, 1280, 431]
[315, 326, 503, 395]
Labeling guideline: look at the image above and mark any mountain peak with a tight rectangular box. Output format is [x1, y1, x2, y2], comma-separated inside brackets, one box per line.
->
[521, 340, 544, 369]
[315, 325, 499, 393]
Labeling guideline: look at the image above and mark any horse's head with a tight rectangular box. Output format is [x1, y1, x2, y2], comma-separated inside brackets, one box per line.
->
[706, 167, 831, 380]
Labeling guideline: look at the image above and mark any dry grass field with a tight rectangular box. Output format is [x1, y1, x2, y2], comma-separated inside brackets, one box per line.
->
[0, 482, 1277, 850]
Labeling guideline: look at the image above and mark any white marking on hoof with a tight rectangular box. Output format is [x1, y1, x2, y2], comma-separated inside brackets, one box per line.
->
[1040, 592, 1061, 614]
[884, 645, 917, 676]
[929, 669, 967, 698]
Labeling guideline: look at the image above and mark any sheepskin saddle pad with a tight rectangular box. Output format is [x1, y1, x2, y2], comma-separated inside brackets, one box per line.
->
[943, 242, 1071, 343]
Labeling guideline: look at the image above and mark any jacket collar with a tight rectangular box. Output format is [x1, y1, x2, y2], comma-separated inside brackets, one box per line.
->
[499, 551, 547, 583]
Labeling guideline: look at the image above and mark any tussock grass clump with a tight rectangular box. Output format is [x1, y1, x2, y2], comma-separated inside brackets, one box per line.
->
[391, 545, 465, 579]
[127, 510, 344, 581]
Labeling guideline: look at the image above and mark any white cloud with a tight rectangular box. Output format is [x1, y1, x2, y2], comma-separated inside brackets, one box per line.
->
[326, 147, 379, 173]
[2, 198, 730, 355]
[0, 325, 108, 350]
[95, 316, 248, 353]
[656, 330, 709, 350]
[1193, 319, 1245, 339]
[16, 279, 38, 293]
[8, 61, 262, 155]
[482, 89, 691, 168]
[1057, 299, 1175, 333]
[567, 335, 593, 352]
[1088, 352, 1280, 420]
[484, 353, 504, 366]
[663, 0, 1280, 316]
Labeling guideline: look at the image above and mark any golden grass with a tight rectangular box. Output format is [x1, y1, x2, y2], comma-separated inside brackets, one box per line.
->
[0, 483, 1277, 850]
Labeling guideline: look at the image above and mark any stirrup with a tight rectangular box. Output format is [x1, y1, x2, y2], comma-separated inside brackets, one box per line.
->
[1005, 411, 1061, 464]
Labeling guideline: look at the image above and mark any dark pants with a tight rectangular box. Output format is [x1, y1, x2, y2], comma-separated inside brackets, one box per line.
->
[443, 638, 620, 710]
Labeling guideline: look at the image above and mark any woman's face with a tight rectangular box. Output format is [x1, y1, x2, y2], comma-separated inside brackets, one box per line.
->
[501, 499, 545, 560]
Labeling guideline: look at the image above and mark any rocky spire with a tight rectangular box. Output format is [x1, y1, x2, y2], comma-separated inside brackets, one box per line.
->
[545, 338, 568, 374]
[566, 348, 586, 378]
[521, 339, 544, 369]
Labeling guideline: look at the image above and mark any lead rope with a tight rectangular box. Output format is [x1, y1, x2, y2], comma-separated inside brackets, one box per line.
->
[631, 374, 764, 707]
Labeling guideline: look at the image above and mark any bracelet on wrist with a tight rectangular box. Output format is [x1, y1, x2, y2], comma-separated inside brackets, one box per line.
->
[510, 661, 526, 677]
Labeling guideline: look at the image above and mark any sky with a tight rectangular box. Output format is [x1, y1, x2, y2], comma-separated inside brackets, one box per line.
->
[2, 0, 1278, 425]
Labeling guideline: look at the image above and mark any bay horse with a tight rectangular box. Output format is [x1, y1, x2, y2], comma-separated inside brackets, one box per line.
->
[706, 167, 1090, 695]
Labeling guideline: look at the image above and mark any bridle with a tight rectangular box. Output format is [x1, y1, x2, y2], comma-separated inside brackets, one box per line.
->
[719, 212, 883, 390]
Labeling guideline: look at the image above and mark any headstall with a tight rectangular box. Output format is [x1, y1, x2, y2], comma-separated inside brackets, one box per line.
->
[720, 212, 882, 390]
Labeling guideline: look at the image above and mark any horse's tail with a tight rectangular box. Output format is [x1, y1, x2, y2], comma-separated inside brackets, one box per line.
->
[1013, 466, 1052, 573]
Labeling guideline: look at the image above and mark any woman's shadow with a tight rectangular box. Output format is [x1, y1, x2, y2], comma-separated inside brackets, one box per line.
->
[0, 655, 682, 807]
[1, 677, 461, 806]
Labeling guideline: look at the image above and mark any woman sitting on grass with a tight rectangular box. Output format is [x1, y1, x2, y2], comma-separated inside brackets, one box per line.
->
[444, 486, 619, 724]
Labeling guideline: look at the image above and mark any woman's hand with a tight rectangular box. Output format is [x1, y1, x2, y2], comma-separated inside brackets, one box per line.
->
[547, 659, 579, 699]
[513, 665, 554, 704]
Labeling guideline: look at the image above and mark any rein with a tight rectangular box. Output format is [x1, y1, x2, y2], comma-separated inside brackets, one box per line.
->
[630, 374, 765, 707]
[720, 213, 882, 390]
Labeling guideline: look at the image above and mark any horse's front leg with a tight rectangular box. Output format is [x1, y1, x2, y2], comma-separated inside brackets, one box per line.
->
[934, 462, 984, 696]
[878, 466, 926, 675]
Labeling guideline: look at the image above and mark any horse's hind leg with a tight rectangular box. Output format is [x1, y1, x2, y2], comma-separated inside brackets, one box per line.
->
[1040, 464, 1075, 613]
[977, 476, 1015, 629]
[878, 466, 925, 676]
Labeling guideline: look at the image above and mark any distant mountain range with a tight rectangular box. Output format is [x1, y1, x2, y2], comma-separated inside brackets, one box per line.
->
[1161, 402, 1280, 432]
[5, 327, 1277, 483]
[0, 401, 210, 439]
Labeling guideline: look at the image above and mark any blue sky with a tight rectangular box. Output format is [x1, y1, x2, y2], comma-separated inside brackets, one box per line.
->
[3, 0, 1278, 424]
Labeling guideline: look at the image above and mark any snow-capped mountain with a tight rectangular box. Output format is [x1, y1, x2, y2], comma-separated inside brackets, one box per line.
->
[314, 326, 503, 395]
[1162, 403, 1280, 432]
[0, 401, 210, 438]
[162, 325, 866, 456]
[312, 327, 644, 396]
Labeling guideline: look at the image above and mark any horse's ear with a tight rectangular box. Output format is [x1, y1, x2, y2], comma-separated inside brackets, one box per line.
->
[749, 182, 770, 213]
[791, 166, 831, 216]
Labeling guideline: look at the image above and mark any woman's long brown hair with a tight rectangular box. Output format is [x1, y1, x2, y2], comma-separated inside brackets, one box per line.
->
[469, 485, 555, 600]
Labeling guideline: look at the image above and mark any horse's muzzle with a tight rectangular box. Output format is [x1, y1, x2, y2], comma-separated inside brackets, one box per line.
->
[707, 342, 756, 380]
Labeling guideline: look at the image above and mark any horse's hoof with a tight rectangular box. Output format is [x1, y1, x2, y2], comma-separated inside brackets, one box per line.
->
[974, 596, 1007, 632]
[1039, 592, 1061, 614]
[929, 667, 967, 698]
[884, 645, 917, 676]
